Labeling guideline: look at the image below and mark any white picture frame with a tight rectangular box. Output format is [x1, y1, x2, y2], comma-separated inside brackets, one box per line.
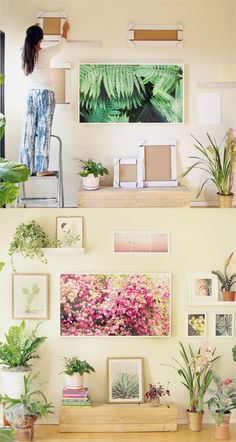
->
[213, 313, 234, 338]
[113, 158, 140, 188]
[186, 313, 207, 337]
[107, 357, 144, 403]
[56, 216, 83, 248]
[188, 272, 219, 305]
[137, 138, 177, 187]
[37, 11, 67, 41]
[12, 273, 49, 320]
[113, 231, 169, 254]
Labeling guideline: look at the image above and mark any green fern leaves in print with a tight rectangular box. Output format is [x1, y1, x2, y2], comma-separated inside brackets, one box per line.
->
[79, 64, 183, 123]
[111, 371, 139, 399]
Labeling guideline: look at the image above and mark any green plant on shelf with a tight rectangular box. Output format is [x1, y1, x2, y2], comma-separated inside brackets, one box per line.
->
[61, 357, 95, 376]
[212, 253, 236, 292]
[77, 159, 109, 178]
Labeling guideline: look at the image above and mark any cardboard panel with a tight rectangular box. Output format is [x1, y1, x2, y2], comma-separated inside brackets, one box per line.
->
[120, 164, 137, 182]
[43, 17, 61, 35]
[133, 30, 178, 41]
[51, 68, 66, 104]
[144, 146, 171, 181]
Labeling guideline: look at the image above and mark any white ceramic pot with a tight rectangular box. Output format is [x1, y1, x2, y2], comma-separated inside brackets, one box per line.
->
[65, 373, 84, 389]
[1, 368, 31, 399]
[82, 174, 99, 191]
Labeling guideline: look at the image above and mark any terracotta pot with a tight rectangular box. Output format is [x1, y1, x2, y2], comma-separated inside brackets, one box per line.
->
[217, 193, 234, 208]
[82, 174, 99, 191]
[65, 372, 84, 389]
[214, 412, 231, 440]
[223, 291, 235, 302]
[186, 410, 204, 432]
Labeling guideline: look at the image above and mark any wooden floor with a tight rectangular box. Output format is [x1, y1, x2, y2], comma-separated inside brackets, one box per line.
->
[34, 424, 236, 441]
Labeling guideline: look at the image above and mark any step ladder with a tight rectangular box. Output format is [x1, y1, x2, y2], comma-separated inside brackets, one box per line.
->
[17, 134, 64, 208]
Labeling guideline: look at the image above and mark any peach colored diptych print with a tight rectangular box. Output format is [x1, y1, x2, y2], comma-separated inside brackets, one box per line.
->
[60, 273, 171, 337]
[113, 231, 169, 253]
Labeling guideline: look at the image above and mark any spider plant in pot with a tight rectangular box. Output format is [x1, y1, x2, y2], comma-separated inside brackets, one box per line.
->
[182, 130, 236, 208]
[61, 357, 95, 389]
[163, 342, 220, 432]
[77, 159, 109, 190]
[0, 372, 53, 430]
[204, 374, 236, 440]
[0, 321, 46, 398]
[212, 253, 236, 301]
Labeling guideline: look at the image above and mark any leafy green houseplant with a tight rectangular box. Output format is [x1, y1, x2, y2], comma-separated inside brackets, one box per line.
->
[0, 427, 15, 441]
[9, 220, 80, 271]
[61, 357, 95, 389]
[0, 372, 53, 429]
[0, 75, 30, 208]
[0, 321, 46, 398]
[164, 342, 220, 432]
[212, 252, 236, 301]
[182, 130, 236, 207]
[77, 159, 109, 190]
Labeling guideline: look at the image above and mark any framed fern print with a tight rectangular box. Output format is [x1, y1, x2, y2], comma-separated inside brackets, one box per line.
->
[79, 64, 184, 123]
[107, 357, 144, 403]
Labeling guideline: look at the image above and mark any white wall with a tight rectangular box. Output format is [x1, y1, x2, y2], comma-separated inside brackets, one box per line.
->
[0, 207, 236, 424]
[1, 0, 236, 206]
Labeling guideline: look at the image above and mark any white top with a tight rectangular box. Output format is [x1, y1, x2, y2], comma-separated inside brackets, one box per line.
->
[26, 38, 66, 91]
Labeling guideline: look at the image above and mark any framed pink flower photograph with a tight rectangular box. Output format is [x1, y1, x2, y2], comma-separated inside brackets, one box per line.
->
[60, 273, 171, 337]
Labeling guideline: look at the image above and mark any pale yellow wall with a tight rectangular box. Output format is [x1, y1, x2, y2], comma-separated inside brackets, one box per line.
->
[0, 0, 236, 206]
[0, 207, 236, 423]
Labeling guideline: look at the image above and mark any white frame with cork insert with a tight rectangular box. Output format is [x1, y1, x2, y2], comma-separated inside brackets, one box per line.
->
[113, 158, 141, 188]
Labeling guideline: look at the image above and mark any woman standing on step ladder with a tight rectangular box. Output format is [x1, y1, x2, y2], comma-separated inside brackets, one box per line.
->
[20, 20, 69, 176]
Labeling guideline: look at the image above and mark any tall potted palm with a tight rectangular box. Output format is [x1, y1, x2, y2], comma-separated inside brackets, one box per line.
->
[182, 130, 236, 207]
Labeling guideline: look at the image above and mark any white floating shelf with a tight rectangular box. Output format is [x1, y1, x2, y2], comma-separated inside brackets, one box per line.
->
[188, 301, 236, 306]
[43, 247, 85, 255]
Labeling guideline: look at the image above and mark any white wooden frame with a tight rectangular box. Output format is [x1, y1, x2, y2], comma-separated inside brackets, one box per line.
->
[37, 11, 67, 41]
[137, 138, 177, 187]
[213, 313, 234, 338]
[113, 158, 141, 188]
[186, 313, 207, 338]
[188, 272, 219, 305]
[51, 62, 72, 106]
[128, 23, 183, 47]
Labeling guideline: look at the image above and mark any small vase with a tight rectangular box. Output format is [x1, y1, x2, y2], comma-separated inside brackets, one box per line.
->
[214, 412, 231, 440]
[186, 410, 204, 432]
[223, 291, 235, 302]
[151, 397, 160, 407]
[217, 193, 234, 208]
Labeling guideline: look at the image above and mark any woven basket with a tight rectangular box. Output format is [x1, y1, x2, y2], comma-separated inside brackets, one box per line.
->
[217, 193, 234, 208]
[186, 410, 204, 432]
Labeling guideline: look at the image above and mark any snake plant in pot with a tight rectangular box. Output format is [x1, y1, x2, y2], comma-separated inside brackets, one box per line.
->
[182, 130, 236, 207]
[0, 321, 46, 398]
[212, 253, 236, 301]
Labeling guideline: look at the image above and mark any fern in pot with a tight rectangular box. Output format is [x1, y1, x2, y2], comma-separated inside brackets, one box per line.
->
[0, 321, 46, 398]
[61, 357, 95, 389]
[77, 159, 109, 190]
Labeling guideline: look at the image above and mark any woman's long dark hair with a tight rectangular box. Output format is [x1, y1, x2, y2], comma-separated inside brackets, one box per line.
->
[22, 25, 43, 75]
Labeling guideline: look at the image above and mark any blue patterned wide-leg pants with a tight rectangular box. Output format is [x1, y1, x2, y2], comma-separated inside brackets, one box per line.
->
[21, 89, 56, 174]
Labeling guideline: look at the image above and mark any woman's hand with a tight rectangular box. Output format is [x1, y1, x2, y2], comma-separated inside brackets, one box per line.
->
[62, 21, 70, 39]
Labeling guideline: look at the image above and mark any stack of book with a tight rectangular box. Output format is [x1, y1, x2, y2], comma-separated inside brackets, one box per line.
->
[62, 387, 91, 407]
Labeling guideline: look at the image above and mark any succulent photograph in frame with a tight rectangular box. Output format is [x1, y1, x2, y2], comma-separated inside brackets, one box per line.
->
[107, 357, 144, 403]
[60, 273, 171, 336]
[79, 64, 183, 123]
[214, 313, 234, 337]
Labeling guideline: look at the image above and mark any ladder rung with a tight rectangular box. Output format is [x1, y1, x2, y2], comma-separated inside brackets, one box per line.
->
[19, 197, 58, 201]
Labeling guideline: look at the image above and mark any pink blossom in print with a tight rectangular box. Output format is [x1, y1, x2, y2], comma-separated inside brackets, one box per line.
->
[60, 273, 171, 337]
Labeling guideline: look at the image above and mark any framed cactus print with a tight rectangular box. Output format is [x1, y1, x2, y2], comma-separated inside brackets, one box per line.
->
[79, 63, 184, 123]
[214, 313, 234, 338]
[12, 273, 49, 319]
[60, 273, 171, 336]
[107, 357, 144, 403]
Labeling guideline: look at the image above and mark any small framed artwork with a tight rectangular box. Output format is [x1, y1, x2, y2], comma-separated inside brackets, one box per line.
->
[12, 274, 49, 319]
[113, 158, 140, 188]
[107, 357, 144, 403]
[187, 313, 207, 337]
[189, 272, 218, 304]
[56, 216, 83, 248]
[137, 139, 177, 187]
[214, 313, 234, 338]
[37, 11, 67, 41]
[113, 231, 169, 253]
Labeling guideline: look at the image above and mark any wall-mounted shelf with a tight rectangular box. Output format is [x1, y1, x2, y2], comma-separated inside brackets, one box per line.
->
[43, 248, 85, 255]
[198, 82, 236, 89]
[188, 302, 236, 306]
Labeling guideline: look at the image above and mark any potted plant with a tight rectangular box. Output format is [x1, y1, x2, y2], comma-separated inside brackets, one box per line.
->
[0, 372, 53, 433]
[77, 159, 109, 190]
[204, 374, 236, 440]
[0, 427, 15, 441]
[0, 75, 30, 207]
[61, 357, 95, 389]
[145, 382, 170, 407]
[233, 345, 236, 363]
[9, 220, 81, 272]
[212, 253, 236, 301]
[182, 130, 236, 207]
[164, 342, 220, 432]
[0, 321, 46, 398]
